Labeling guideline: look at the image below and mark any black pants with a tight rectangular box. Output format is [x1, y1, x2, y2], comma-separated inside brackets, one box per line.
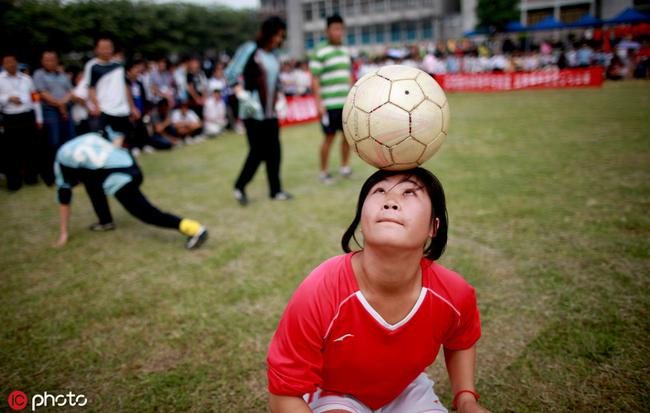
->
[98, 113, 133, 147]
[234, 118, 282, 197]
[1, 111, 39, 190]
[85, 178, 181, 230]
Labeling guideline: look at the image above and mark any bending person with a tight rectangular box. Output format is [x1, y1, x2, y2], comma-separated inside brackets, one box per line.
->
[53, 127, 208, 249]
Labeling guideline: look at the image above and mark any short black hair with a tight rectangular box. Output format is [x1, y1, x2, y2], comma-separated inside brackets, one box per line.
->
[94, 34, 114, 47]
[125, 58, 145, 71]
[256, 16, 286, 48]
[341, 167, 448, 261]
[327, 14, 344, 27]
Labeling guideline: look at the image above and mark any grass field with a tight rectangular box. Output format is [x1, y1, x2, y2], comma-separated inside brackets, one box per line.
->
[1, 81, 649, 412]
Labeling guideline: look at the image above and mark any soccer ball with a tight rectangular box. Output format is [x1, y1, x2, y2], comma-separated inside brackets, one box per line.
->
[342, 65, 449, 170]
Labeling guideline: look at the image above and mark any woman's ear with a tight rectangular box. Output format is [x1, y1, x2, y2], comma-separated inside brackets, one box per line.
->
[430, 217, 440, 238]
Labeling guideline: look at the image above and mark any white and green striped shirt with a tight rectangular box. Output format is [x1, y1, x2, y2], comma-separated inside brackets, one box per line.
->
[309, 41, 352, 110]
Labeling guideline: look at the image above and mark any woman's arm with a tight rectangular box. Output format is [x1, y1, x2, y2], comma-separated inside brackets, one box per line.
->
[269, 394, 311, 413]
[444, 345, 490, 413]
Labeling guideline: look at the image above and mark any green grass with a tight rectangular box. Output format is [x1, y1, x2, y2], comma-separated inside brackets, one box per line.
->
[1, 81, 649, 412]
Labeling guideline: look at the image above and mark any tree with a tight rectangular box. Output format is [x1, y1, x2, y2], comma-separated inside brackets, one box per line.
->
[476, 0, 520, 33]
[0, 0, 259, 67]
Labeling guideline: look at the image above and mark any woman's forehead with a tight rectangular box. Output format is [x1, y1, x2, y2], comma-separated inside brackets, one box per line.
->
[372, 174, 423, 187]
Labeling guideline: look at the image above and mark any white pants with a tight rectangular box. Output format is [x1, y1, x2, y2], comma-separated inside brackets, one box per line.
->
[305, 373, 448, 413]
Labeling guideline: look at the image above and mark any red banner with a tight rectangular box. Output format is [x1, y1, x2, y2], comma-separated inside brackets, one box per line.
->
[278, 67, 604, 127]
[279, 95, 320, 127]
[434, 67, 604, 92]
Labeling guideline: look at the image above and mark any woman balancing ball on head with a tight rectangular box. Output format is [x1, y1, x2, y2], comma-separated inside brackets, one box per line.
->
[267, 66, 490, 413]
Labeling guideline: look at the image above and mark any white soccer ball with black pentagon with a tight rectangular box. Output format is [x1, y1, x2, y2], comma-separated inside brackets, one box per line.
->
[342, 65, 449, 170]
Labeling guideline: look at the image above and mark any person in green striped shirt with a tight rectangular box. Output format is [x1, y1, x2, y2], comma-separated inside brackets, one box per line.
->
[309, 14, 353, 185]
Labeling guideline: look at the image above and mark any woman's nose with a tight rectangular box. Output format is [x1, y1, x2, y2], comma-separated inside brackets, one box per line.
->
[383, 200, 399, 210]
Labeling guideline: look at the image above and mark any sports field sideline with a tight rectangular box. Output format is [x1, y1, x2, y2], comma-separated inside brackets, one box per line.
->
[1, 81, 648, 412]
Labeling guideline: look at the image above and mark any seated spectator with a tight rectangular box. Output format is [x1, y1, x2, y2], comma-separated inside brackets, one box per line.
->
[294, 61, 312, 96]
[577, 43, 594, 67]
[149, 57, 176, 106]
[203, 87, 227, 137]
[150, 98, 178, 146]
[279, 62, 297, 96]
[208, 65, 227, 94]
[170, 101, 202, 141]
[606, 55, 626, 80]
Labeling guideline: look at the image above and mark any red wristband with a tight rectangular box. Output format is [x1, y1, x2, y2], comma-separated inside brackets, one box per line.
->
[452, 389, 480, 410]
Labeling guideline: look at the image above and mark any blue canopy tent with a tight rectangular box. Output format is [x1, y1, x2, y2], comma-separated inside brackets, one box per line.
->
[505, 21, 526, 32]
[528, 16, 566, 31]
[605, 7, 650, 24]
[568, 13, 603, 28]
[462, 27, 490, 37]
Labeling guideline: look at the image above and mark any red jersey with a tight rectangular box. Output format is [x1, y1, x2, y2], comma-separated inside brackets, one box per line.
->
[267, 252, 481, 410]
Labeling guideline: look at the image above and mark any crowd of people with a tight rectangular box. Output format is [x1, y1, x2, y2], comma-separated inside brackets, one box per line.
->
[0, 41, 236, 192]
[2, 23, 649, 192]
[353, 35, 650, 81]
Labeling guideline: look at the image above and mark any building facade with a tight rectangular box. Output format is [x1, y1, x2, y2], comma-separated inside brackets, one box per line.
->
[262, 0, 479, 58]
[518, 0, 636, 25]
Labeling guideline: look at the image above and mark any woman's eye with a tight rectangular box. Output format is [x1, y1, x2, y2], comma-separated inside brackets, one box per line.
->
[404, 189, 416, 196]
[374, 188, 385, 194]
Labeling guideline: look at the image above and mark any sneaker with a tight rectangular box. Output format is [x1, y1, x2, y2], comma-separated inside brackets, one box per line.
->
[89, 222, 116, 231]
[319, 171, 335, 185]
[185, 226, 208, 250]
[131, 147, 142, 157]
[143, 145, 156, 154]
[339, 166, 352, 178]
[272, 191, 293, 201]
[234, 188, 248, 206]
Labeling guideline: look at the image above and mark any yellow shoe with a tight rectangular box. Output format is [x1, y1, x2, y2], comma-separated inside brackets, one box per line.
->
[185, 226, 208, 250]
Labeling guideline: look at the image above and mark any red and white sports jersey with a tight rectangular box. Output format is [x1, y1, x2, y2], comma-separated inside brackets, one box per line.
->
[267, 252, 481, 410]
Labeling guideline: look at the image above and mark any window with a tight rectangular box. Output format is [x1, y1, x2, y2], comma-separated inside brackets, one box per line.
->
[332, 0, 341, 14]
[373, 0, 385, 12]
[360, 0, 370, 13]
[391, 22, 401, 42]
[347, 27, 357, 45]
[421, 19, 432, 39]
[318, 0, 326, 18]
[345, 0, 356, 15]
[406, 21, 417, 41]
[526, 8, 553, 25]
[375, 24, 385, 43]
[362, 26, 371, 44]
[303, 3, 313, 21]
[305, 33, 315, 50]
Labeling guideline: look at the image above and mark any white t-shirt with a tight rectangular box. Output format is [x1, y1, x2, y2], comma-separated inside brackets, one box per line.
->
[87, 60, 130, 116]
[171, 108, 200, 124]
[203, 96, 226, 134]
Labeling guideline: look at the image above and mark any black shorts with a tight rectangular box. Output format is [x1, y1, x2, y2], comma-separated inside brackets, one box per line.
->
[99, 113, 132, 136]
[321, 108, 344, 135]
